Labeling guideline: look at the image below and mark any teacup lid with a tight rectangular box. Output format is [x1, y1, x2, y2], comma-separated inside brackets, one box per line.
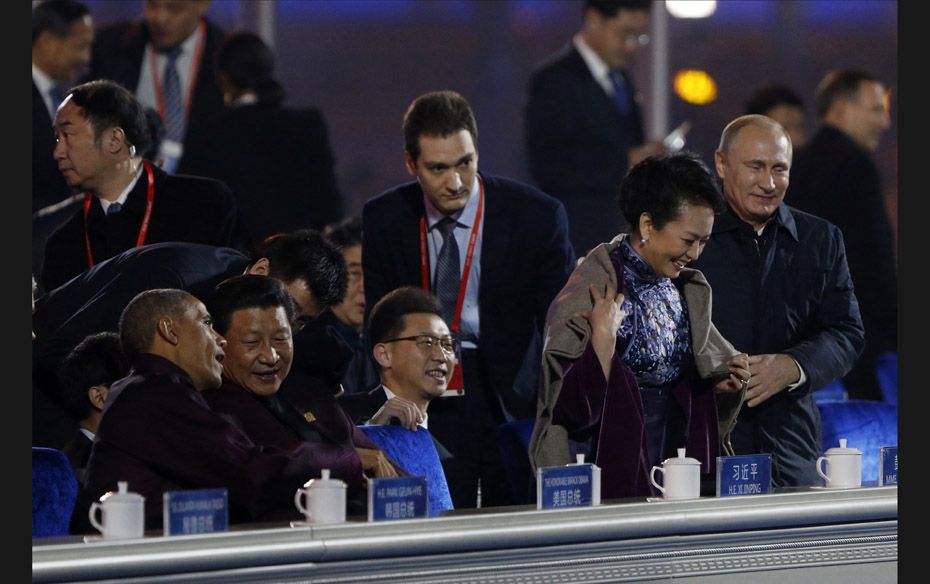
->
[99, 481, 145, 504]
[826, 438, 862, 455]
[303, 468, 347, 489]
[663, 448, 700, 466]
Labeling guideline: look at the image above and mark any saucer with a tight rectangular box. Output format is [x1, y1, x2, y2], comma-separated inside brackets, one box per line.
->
[809, 485, 860, 490]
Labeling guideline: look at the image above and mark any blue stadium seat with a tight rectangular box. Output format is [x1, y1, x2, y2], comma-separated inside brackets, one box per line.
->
[32, 447, 78, 538]
[359, 424, 453, 516]
[875, 351, 897, 406]
[816, 399, 897, 483]
[497, 418, 536, 505]
[813, 378, 848, 403]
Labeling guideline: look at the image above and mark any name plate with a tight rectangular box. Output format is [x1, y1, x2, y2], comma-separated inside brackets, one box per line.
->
[368, 476, 428, 521]
[716, 454, 772, 497]
[163, 488, 228, 536]
[879, 446, 898, 485]
[537, 463, 601, 509]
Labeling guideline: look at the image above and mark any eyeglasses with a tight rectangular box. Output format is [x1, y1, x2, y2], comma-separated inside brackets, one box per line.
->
[382, 334, 457, 357]
[624, 33, 650, 47]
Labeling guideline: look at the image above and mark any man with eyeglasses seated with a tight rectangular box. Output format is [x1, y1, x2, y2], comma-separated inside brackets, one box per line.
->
[339, 287, 455, 463]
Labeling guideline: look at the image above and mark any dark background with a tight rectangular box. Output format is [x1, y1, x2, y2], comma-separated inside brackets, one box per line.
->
[80, 0, 898, 243]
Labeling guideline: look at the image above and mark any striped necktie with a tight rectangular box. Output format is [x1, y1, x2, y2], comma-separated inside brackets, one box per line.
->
[161, 46, 186, 143]
[433, 217, 461, 327]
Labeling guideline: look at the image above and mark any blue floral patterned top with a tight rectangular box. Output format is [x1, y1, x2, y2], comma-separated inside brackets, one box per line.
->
[612, 239, 693, 388]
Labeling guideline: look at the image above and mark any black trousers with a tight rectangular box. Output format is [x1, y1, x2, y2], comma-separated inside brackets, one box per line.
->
[427, 349, 514, 509]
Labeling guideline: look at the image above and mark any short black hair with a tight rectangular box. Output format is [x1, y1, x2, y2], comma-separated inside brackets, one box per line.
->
[207, 274, 297, 336]
[403, 90, 478, 162]
[32, 0, 90, 44]
[368, 287, 444, 346]
[618, 150, 723, 232]
[57, 331, 129, 422]
[252, 229, 348, 310]
[322, 216, 362, 251]
[216, 31, 285, 106]
[119, 288, 194, 360]
[815, 69, 883, 119]
[65, 79, 153, 156]
[584, 0, 653, 18]
[745, 84, 804, 116]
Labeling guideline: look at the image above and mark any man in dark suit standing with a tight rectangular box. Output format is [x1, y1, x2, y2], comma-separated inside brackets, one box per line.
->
[525, 0, 663, 257]
[32, 0, 94, 295]
[42, 79, 241, 291]
[787, 70, 896, 401]
[86, 0, 224, 173]
[362, 90, 576, 508]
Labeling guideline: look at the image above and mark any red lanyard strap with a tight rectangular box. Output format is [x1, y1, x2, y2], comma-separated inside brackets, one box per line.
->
[419, 176, 484, 333]
[84, 160, 155, 268]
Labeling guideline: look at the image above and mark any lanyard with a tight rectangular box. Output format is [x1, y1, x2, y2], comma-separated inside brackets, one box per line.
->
[418, 176, 484, 333]
[84, 160, 155, 268]
[150, 20, 205, 128]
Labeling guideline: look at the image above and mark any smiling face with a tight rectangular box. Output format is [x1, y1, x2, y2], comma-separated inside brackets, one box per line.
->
[173, 298, 226, 391]
[638, 203, 715, 279]
[715, 123, 791, 231]
[376, 313, 453, 403]
[221, 306, 293, 397]
[405, 130, 478, 216]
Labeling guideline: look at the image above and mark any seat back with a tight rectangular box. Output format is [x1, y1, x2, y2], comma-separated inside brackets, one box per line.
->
[816, 399, 897, 483]
[358, 425, 453, 516]
[497, 418, 537, 505]
[32, 447, 78, 538]
[875, 351, 898, 406]
[813, 378, 848, 403]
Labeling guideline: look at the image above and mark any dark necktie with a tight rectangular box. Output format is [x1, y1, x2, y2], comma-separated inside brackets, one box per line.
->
[107, 202, 122, 215]
[161, 47, 185, 143]
[433, 217, 461, 326]
[48, 84, 63, 114]
[609, 71, 633, 115]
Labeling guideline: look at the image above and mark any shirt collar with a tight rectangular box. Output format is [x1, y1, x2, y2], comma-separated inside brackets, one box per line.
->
[99, 164, 144, 213]
[573, 33, 612, 92]
[423, 174, 481, 231]
[714, 203, 799, 241]
[32, 64, 55, 96]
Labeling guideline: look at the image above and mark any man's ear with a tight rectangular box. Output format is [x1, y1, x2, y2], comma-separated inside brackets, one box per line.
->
[248, 257, 270, 275]
[404, 152, 417, 177]
[373, 343, 391, 369]
[87, 385, 108, 411]
[157, 317, 178, 345]
[108, 127, 127, 154]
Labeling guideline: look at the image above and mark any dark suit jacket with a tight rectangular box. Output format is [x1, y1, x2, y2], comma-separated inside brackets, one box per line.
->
[86, 17, 226, 169]
[361, 173, 575, 420]
[202, 380, 368, 488]
[178, 102, 342, 247]
[32, 242, 249, 449]
[77, 355, 324, 532]
[788, 125, 897, 354]
[524, 44, 644, 253]
[41, 163, 241, 291]
[33, 81, 78, 294]
[32, 81, 72, 213]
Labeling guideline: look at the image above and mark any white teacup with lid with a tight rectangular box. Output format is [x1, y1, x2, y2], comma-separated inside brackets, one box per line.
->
[816, 438, 862, 488]
[294, 469, 347, 525]
[650, 448, 701, 500]
[88, 481, 145, 540]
